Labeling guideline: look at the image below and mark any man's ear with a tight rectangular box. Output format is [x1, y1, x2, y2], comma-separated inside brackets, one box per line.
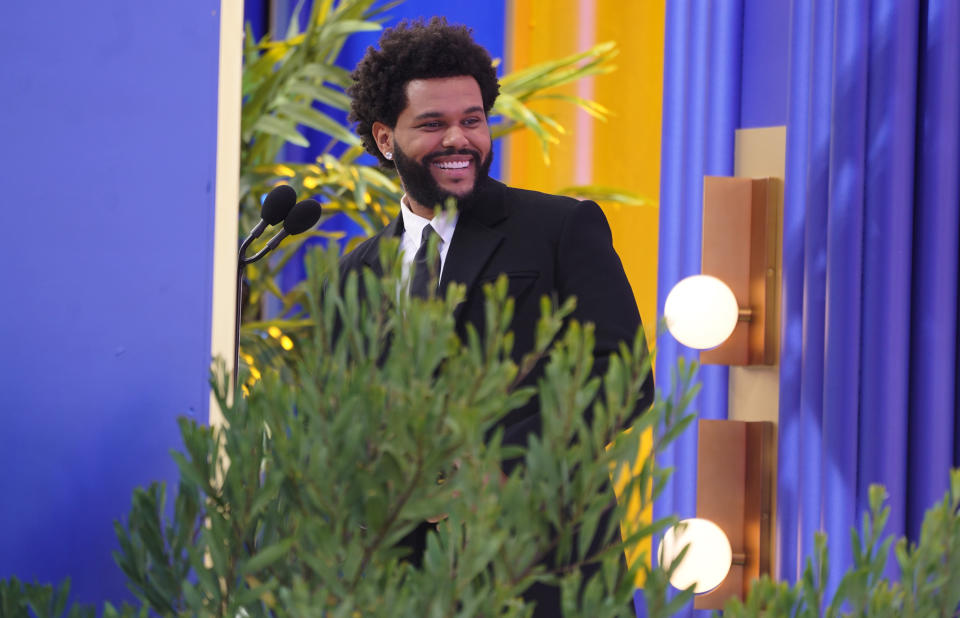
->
[371, 121, 393, 159]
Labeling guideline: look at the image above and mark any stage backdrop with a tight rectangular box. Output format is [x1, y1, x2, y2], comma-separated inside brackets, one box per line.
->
[0, 0, 222, 605]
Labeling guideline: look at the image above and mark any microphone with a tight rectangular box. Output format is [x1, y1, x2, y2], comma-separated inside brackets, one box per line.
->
[242, 199, 323, 265]
[234, 190, 319, 393]
[260, 184, 298, 226]
[240, 185, 297, 252]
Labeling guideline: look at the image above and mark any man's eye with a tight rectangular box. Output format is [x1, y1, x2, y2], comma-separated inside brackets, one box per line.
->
[463, 117, 481, 127]
[419, 121, 442, 129]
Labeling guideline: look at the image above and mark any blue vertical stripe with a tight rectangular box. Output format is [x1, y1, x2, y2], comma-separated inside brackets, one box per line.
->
[654, 0, 691, 540]
[797, 0, 836, 575]
[642, 2, 690, 607]
[777, 0, 960, 597]
[777, 0, 812, 582]
[821, 0, 869, 597]
[655, 1, 743, 614]
[908, 0, 960, 539]
[857, 0, 919, 567]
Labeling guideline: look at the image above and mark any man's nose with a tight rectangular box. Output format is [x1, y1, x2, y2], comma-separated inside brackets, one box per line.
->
[441, 125, 469, 149]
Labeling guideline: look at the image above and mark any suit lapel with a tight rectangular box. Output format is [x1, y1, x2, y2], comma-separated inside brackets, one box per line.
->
[360, 216, 403, 276]
[439, 180, 508, 324]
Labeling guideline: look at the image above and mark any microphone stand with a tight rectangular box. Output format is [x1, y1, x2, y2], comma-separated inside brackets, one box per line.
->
[233, 234, 257, 395]
[232, 198, 321, 396]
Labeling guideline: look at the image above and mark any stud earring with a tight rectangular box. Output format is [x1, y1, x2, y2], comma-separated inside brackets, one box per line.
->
[384, 152, 393, 160]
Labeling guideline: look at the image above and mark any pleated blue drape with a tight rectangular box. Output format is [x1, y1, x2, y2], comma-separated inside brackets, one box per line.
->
[652, 0, 960, 610]
[778, 0, 960, 597]
[642, 2, 743, 615]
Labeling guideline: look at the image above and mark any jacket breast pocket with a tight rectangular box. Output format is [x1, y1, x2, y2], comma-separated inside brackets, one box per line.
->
[478, 270, 539, 302]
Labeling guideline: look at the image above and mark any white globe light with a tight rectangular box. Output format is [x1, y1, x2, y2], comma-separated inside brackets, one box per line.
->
[664, 275, 739, 349]
[658, 518, 733, 594]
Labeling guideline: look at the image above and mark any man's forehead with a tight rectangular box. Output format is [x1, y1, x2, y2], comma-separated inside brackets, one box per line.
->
[401, 76, 484, 114]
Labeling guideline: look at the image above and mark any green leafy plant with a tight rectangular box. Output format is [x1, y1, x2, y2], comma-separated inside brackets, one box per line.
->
[0, 578, 144, 618]
[726, 470, 960, 617]
[111, 244, 694, 617]
[0, 243, 699, 616]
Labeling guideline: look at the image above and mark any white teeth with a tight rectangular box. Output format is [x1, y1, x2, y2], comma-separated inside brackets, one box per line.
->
[434, 160, 470, 169]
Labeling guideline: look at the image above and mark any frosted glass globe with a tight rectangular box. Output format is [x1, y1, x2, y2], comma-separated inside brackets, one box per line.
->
[658, 518, 733, 593]
[664, 275, 739, 349]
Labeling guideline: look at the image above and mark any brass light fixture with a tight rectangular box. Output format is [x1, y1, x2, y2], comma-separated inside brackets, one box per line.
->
[664, 176, 781, 365]
[660, 420, 775, 608]
[693, 419, 774, 609]
[661, 172, 780, 606]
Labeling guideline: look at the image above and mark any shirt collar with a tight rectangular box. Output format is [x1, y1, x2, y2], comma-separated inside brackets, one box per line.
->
[399, 195, 458, 247]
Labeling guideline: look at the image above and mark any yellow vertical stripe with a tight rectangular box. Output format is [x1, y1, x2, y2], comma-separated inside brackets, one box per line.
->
[504, 0, 580, 191]
[593, 0, 664, 354]
[507, 0, 666, 588]
[506, 0, 664, 351]
[612, 427, 655, 582]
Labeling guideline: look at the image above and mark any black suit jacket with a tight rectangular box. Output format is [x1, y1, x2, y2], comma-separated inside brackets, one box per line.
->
[338, 179, 653, 448]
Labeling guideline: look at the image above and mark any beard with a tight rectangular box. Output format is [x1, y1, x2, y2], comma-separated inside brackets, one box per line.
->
[393, 142, 493, 214]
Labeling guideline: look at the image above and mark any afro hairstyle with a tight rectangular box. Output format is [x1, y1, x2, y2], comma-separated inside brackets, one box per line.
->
[347, 17, 500, 166]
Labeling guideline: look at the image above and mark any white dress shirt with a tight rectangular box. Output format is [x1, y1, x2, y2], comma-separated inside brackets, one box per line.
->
[398, 196, 458, 286]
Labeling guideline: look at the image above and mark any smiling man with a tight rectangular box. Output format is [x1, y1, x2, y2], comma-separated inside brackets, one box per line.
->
[343, 17, 651, 423]
[379, 74, 492, 217]
[341, 18, 653, 615]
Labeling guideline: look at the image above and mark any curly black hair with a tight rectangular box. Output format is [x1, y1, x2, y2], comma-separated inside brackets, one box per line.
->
[347, 17, 500, 166]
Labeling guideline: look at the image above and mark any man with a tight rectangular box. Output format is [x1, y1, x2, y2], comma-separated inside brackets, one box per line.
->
[341, 17, 653, 613]
[343, 17, 653, 443]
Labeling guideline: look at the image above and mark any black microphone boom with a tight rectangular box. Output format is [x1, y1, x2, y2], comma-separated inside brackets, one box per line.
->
[239, 184, 297, 254]
[242, 199, 323, 265]
[234, 197, 323, 393]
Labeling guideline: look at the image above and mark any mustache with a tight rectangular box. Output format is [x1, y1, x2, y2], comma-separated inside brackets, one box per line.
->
[423, 148, 483, 165]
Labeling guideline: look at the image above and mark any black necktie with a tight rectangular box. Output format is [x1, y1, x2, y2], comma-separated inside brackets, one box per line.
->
[409, 225, 440, 298]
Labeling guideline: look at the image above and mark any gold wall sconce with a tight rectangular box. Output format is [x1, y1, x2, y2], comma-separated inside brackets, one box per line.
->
[664, 176, 781, 365]
[660, 134, 784, 607]
[659, 419, 775, 608]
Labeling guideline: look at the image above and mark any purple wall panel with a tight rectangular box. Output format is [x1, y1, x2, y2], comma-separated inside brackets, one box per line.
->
[0, 0, 221, 605]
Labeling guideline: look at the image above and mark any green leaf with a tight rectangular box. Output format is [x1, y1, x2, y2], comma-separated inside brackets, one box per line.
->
[274, 102, 361, 146]
[169, 451, 210, 495]
[242, 539, 295, 575]
[297, 62, 353, 87]
[500, 41, 616, 95]
[316, 18, 382, 40]
[251, 115, 309, 147]
[286, 79, 352, 110]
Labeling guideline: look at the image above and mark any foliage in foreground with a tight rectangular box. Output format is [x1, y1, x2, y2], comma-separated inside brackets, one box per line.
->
[0, 578, 143, 618]
[727, 470, 960, 618]
[0, 244, 697, 617]
[9, 246, 960, 616]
